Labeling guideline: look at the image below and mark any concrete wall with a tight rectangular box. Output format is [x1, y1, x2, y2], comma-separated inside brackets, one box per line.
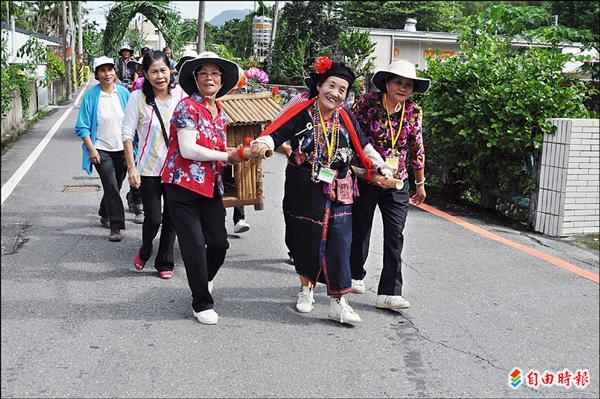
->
[534, 118, 600, 236]
[1, 80, 38, 132]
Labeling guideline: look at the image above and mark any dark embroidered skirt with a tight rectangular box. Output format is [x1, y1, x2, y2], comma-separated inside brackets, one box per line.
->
[283, 164, 352, 296]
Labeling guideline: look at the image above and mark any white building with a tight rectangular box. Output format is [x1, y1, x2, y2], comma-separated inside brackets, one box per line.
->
[360, 18, 599, 78]
[1, 20, 62, 109]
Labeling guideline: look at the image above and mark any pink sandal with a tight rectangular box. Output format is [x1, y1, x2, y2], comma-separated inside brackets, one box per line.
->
[159, 270, 174, 280]
[133, 251, 146, 270]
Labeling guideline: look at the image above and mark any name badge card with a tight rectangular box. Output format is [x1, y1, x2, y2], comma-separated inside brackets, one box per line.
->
[386, 156, 399, 170]
[317, 166, 336, 184]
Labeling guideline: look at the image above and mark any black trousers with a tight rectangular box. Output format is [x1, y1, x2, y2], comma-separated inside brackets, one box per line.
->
[350, 179, 409, 296]
[233, 206, 245, 224]
[139, 176, 176, 271]
[95, 150, 127, 230]
[127, 186, 143, 206]
[164, 183, 229, 313]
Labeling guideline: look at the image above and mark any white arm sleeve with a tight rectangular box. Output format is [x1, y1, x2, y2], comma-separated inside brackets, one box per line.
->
[121, 90, 141, 143]
[178, 129, 229, 162]
[363, 143, 386, 169]
[251, 135, 275, 150]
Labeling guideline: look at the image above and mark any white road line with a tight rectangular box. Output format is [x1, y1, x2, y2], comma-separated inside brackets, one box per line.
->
[1, 79, 91, 205]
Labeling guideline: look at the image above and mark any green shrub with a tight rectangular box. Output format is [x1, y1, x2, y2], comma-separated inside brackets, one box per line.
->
[420, 5, 592, 208]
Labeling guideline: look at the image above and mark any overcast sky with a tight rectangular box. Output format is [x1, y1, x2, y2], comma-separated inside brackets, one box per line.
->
[85, 1, 279, 28]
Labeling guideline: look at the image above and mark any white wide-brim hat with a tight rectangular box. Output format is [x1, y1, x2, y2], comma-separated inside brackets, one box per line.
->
[93, 56, 115, 72]
[178, 51, 240, 98]
[372, 60, 430, 94]
[175, 49, 199, 72]
[118, 44, 134, 56]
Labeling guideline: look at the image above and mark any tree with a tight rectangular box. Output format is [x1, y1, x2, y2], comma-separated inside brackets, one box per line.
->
[338, 29, 376, 92]
[82, 20, 103, 59]
[102, 1, 178, 56]
[271, 1, 341, 84]
[545, 1, 600, 38]
[123, 27, 146, 55]
[338, 1, 461, 32]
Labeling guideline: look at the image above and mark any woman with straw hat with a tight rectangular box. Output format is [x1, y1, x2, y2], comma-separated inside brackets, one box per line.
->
[160, 51, 245, 325]
[251, 56, 390, 326]
[349, 59, 430, 311]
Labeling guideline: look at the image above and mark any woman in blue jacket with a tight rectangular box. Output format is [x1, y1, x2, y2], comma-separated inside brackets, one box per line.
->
[75, 56, 130, 242]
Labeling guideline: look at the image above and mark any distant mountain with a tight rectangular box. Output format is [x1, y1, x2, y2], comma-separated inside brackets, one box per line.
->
[209, 9, 252, 27]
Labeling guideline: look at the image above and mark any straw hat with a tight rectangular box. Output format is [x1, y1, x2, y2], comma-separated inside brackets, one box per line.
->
[371, 60, 430, 94]
[175, 49, 199, 72]
[178, 51, 240, 98]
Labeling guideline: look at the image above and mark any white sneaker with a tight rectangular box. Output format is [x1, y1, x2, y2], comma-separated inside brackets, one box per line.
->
[295, 286, 315, 313]
[351, 279, 365, 294]
[233, 219, 250, 233]
[328, 296, 362, 325]
[376, 295, 410, 309]
[208, 280, 214, 294]
[193, 309, 219, 325]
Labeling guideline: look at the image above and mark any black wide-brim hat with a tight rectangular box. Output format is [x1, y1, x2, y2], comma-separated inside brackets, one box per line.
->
[307, 61, 356, 99]
[126, 59, 142, 71]
[178, 51, 240, 98]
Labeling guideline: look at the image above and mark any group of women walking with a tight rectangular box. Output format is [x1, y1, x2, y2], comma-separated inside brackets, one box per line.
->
[74, 46, 429, 326]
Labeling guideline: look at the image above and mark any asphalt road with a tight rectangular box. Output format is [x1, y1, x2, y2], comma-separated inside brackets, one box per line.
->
[1, 84, 598, 398]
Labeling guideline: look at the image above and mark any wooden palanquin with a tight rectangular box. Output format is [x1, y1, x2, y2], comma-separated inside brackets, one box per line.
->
[219, 92, 282, 210]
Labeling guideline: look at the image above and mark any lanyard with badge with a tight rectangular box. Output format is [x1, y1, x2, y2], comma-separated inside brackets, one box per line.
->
[311, 101, 338, 184]
[383, 93, 405, 171]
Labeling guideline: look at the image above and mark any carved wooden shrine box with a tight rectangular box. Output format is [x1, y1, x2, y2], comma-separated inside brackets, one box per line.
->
[219, 92, 282, 210]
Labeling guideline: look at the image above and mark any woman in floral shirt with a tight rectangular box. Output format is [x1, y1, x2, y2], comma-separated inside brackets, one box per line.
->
[161, 52, 244, 325]
[350, 60, 430, 311]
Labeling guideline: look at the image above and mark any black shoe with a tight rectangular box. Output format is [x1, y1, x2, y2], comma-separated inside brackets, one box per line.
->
[109, 228, 122, 242]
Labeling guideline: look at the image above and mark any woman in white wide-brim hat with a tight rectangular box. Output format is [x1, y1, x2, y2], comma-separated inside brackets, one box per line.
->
[349, 59, 430, 311]
[160, 51, 246, 325]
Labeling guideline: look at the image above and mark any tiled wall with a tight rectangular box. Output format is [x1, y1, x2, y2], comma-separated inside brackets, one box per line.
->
[535, 118, 600, 236]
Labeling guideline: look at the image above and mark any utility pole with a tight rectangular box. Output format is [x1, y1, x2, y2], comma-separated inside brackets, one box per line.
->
[68, 2, 77, 89]
[78, 2, 83, 56]
[197, 1, 205, 53]
[266, 1, 279, 71]
[62, 1, 71, 100]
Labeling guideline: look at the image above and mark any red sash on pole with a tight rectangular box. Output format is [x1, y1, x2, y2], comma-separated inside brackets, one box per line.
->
[259, 99, 373, 181]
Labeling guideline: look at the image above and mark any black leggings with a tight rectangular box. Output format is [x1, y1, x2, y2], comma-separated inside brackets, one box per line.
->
[139, 176, 176, 271]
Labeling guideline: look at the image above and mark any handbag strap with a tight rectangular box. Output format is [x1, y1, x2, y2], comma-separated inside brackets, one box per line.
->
[150, 101, 170, 146]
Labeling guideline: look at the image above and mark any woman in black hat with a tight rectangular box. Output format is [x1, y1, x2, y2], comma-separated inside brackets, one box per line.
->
[349, 59, 430, 311]
[160, 52, 245, 325]
[251, 57, 389, 326]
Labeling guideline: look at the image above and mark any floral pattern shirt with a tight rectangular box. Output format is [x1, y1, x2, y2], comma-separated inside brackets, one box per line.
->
[160, 92, 228, 198]
[353, 92, 425, 181]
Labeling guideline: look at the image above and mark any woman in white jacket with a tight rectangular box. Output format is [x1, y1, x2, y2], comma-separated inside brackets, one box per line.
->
[121, 50, 187, 279]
